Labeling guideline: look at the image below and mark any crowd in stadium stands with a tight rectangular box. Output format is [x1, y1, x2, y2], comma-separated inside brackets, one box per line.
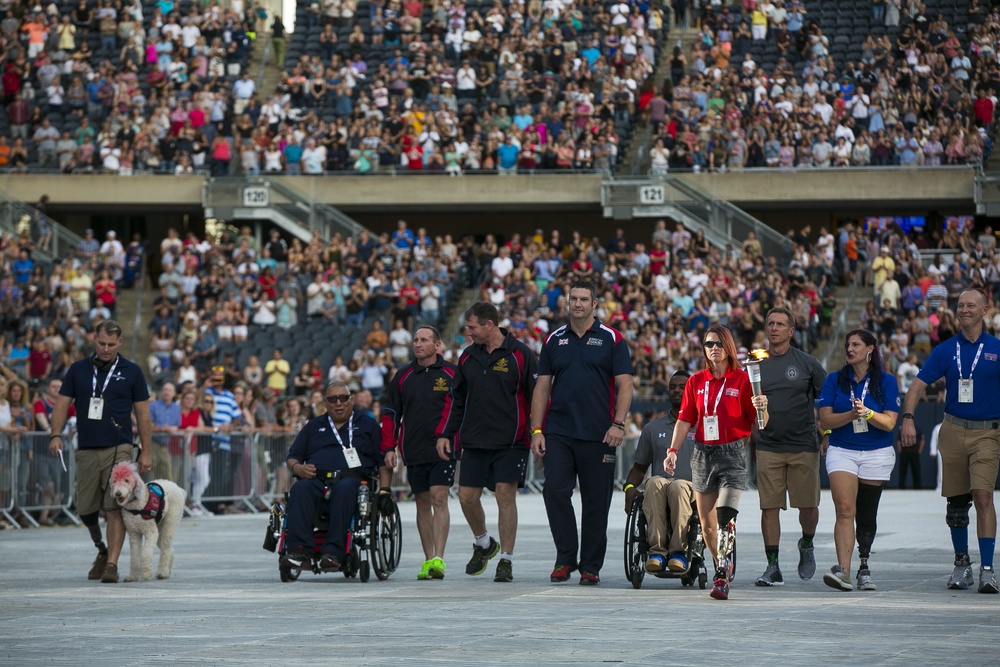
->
[1, 0, 995, 175]
[647, 0, 998, 172]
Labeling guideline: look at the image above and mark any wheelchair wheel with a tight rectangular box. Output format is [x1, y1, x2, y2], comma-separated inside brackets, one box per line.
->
[623, 499, 647, 589]
[371, 500, 402, 580]
[343, 544, 360, 579]
[698, 571, 707, 590]
[359, 559, 370, 583]
[279, 564, 300, 583]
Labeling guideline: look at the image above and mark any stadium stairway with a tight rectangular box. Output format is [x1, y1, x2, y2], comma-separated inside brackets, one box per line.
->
[621, 25, 703, 176]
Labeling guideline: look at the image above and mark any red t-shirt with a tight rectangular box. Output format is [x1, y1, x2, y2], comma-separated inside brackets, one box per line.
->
[29, 350, 52, 379]
[400, 285, 419, 306]
[677, 366, 756, 444]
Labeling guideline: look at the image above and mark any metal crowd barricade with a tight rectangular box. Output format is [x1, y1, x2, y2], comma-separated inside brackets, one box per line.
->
[189, 430, 258, 515]
[253, 431, 297, 508]
[13, 431, 80, 527]
[1, 433, 19, 528]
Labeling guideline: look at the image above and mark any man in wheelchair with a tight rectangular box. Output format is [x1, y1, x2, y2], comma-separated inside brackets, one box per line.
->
[624, 371, 695, 574]
[280, 381, 394, 572]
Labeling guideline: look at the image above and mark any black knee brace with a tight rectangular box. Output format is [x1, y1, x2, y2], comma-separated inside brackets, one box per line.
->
[80, 512, 100, 528]
[855, 484, 883, 558]
[946, 495, 973, 528]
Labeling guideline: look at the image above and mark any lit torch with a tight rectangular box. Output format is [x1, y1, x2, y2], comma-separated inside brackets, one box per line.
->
[744, 349, 769, 429]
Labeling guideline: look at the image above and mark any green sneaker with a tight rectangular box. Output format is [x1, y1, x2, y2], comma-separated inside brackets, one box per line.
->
[417, 559, 433, 580]
[428, 557, 446, 579]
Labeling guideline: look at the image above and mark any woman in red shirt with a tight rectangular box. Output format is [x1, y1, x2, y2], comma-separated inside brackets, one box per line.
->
[664, 324, 769, 601]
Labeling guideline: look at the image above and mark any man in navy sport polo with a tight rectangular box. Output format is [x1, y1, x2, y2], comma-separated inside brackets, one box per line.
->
[531, 279, 634, 585]
[48, 320, 153, 584]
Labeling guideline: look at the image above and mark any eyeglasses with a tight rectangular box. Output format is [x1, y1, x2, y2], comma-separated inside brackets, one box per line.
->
[203, 399, 214, 404]
[703, 341, 725, 349]
[325, 394, 353, 403]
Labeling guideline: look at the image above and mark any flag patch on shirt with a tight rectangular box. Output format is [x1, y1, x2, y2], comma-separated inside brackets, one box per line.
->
[725, 388, 740, 397]
[986, 353, 998, 362]
[559, 338, 569, 345]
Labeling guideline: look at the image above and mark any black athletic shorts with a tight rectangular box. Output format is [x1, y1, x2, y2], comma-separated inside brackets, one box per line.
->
[459, 447, 529, 491]
[407, 460, 456, 494]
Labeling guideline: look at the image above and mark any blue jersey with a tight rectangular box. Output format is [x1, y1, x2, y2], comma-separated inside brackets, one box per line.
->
[916, 331, 1000, 420]
[538, 319, 633, 442]
[61, 355, 150, 449]
[818, 369, 900, 451]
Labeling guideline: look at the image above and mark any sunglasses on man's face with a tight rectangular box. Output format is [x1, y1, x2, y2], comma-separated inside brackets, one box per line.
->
[325, 394, 352, 404]
[703, 341, 724, 349]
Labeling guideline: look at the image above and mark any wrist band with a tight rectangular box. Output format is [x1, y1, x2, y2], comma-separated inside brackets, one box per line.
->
[623, 483, 635, 492]
[49, 435, 62, 441]
[611, 422, 625, 430]
[865, 409, 874, 421]
[531, 428, 542, 436]
[822, 430, 831, 436]
[667, 447, 678, 454]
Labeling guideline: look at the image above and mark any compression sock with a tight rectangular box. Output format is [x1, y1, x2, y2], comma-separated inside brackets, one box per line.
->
[979, 538, 996, 569]
[952, 528, 970, 555]
[765, 545, 779, 566]
[946, 495, 972, 555]
[800, 532, 815, 549]
[474, 532, 491, 549]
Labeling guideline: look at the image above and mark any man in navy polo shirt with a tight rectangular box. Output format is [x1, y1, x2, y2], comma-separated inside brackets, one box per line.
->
[531, 279, 634, 585]
[281, 381, 384, 572]
[48, 320, 153, 584]
[901, 288, 1000, 594]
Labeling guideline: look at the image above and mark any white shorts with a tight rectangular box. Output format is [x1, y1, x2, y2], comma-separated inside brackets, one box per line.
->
[825, 446, 896, 481]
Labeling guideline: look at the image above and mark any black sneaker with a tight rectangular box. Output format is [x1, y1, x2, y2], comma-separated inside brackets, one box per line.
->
[465, 537, 500, 575]
[494, 558, 513, 582]
[318, 553, 341, 572]
[281, 547, 312, 570]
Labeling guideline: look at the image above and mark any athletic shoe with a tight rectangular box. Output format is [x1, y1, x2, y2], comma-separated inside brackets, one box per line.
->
[465, 538, 500, 575]
[948, 554, 974, 590]
[645, 554, 667, 573]
[579, 571, 600, 586]
[280, 547, 312, 570]
[709, 577, 730, 600]
[493, 558, 513, 583]
[797, 538, 816, 580]
[857, 569, 877, 591]
[318, 553, 341, 572]
[978, 566, 998, 594]
[667, 552, 688, 573]
[428, 557, 446, 579]
[755, 562, 784, 586]
[823, 565, 854, 591]
[550, 564, 576, 582]
[101, 563, 119, 584]
[417, 559, 433, 580]
[88, 552, 108, 580]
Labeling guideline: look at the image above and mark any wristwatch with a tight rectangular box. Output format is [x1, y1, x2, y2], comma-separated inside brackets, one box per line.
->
[901, 413, 914, 420]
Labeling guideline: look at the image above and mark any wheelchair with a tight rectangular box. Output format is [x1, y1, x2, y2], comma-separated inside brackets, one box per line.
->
[623, 490, 709, 590]
[263, 472, 402, 583]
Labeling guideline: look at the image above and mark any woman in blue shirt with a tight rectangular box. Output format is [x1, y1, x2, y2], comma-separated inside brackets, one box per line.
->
[818, 329, 899, 592]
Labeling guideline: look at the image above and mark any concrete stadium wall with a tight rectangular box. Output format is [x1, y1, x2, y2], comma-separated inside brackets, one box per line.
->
[0, 168, 974, 216]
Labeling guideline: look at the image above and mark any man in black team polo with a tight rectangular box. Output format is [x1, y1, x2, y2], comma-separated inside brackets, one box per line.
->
[438, 302, 537, 583]
[531, 279, 634, 585]
[381, 325, 459, 581]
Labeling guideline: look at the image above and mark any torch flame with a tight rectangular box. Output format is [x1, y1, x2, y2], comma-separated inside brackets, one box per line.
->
[748, 349, 769, 362]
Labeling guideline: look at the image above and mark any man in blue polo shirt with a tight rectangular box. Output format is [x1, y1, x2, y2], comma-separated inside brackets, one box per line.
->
[901, 288, 1000, 594]
[149, 382, 182, 483]
[531, 279, 634, 585]
[281, 381, 383, 572]
[48, 320, 153, 584]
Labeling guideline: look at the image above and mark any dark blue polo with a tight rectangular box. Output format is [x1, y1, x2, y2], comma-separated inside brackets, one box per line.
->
[538, 319, 633, 442]
[60, 355, 150, 449]
[917, 330, 1000, 420]
[818, 370, 900, 451]
[286, 412, 383, 473]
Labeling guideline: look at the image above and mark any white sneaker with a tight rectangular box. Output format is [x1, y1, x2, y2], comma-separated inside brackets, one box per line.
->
[857, 569, 877, 591]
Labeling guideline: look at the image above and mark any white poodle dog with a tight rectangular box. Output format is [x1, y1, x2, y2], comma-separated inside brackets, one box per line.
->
[110, 461, 186, 582]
